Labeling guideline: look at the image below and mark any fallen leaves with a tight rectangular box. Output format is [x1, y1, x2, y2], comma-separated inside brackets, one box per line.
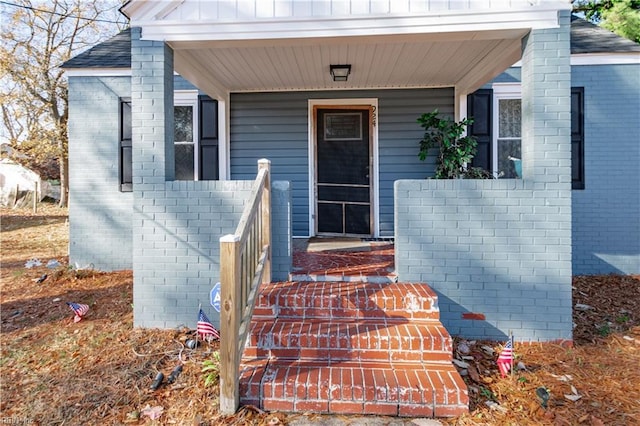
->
[2, 205, 640, 425]
[447, 275, 640, 426]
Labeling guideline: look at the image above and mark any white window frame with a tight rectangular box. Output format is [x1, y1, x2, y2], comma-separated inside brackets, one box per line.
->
[174, 90, 199, 180]
[492, 83, 521, 178]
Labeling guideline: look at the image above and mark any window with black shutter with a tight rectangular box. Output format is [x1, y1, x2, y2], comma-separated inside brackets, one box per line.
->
[118, 94, 218, 187]
[119, 98, 132, 192]
[468, 86, 585, 188]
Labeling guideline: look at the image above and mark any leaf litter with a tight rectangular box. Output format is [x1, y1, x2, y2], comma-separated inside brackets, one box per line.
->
[2, 204, 639, 425]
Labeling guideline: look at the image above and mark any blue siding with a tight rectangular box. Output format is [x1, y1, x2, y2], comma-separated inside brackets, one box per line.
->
[378, 88, 453, 235]
[230, 89, 454, 236]
[571, 64, 640, 274]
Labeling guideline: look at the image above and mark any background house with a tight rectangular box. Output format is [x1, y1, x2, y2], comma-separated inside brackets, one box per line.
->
[62, 1, 638, 340]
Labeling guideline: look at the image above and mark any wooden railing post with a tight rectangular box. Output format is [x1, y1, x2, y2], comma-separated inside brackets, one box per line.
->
[258, 159, 271, 284]
[219, 234, 241, 414]
[218, 159, 273, 414]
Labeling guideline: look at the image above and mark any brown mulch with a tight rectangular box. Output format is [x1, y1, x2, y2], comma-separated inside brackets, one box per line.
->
[1, 203, 639, 425]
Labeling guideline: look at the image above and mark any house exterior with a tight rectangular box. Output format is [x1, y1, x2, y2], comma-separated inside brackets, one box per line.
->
[63, 0, 639, 342]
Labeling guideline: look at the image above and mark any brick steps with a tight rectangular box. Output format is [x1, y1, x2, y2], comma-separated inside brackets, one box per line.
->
[253, 281, 440, 321]
[240, 360, 468, 417]
[246, 319, 453, 363]
[239, 281, 468, 418]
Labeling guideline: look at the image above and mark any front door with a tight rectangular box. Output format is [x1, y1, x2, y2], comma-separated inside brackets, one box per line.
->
[315, 107, 372, 236]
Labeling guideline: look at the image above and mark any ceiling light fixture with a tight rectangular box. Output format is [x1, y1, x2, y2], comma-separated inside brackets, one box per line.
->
[330, 64, 351, 82]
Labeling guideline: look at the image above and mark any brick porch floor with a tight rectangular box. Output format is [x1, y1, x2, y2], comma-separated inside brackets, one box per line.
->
[238, 239, 468, 417]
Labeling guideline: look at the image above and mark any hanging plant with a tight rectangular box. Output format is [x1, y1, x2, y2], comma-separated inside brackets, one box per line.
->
[417, 110, 482, 179]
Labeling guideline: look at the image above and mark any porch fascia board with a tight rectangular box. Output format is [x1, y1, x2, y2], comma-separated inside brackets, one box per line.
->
[134, 7, 567, 43]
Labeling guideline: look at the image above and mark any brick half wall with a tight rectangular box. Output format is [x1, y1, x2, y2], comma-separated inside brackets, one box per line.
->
[394, 179, 572, 341]
[133, 179, 291, 329]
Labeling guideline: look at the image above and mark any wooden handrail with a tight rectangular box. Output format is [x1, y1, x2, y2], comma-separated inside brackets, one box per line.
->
[219, 159, 271, 414]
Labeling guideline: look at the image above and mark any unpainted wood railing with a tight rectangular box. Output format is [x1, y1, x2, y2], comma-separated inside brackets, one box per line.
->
[219, 159, 272, 414]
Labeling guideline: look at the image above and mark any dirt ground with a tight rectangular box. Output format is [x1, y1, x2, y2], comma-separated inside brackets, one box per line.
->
[1, 203, 638, 425]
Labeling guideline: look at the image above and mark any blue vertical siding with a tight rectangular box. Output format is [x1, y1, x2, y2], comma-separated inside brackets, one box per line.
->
[378, 88, 454, 235]
[230, 88, 454, 236]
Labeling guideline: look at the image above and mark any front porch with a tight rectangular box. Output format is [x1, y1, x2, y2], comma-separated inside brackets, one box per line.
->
[116, 0, 574, 416]
[291, 238, 396, 282]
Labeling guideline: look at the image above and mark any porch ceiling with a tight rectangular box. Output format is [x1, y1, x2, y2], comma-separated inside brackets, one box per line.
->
[170, 29, 527, 98]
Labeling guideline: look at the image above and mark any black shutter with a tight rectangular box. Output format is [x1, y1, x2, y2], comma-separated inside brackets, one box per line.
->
[198, 95, 219, 180]
[119, 98, 132, 192]
[467, 89, 493, 172]
[571, 87, 585, 190]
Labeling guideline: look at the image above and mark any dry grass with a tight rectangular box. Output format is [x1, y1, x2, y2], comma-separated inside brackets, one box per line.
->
[1, 203, 639, 425]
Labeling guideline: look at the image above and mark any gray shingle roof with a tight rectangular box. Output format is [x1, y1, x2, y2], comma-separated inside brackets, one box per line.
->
[61, 17, 639, 70]
[61, 28, 131, 69]
[570, 15, 640, 53]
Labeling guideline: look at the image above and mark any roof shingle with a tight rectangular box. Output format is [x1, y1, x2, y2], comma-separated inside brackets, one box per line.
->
[61, 28, 131, 69]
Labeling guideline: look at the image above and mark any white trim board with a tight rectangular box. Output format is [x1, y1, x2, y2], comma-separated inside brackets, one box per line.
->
[63, 68, 132, 77]
[307, 98, 380, 238]
[512, 52, 640, 67]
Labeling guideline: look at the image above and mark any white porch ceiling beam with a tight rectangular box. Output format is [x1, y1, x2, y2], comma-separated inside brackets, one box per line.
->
[136, 8, 564, 42]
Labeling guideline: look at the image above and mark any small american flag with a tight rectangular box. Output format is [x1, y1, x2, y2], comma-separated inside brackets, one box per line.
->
[497, 336, 514, 377]
[67, 302, 89, 323]
[197, 309, 220, 341]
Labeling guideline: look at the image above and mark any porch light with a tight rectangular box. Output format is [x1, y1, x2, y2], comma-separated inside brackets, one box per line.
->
[330, 64, 351, 82]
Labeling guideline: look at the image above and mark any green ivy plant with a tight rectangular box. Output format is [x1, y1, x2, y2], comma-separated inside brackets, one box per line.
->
[417, 110, 479, 179]
[202, 351, 220, 387]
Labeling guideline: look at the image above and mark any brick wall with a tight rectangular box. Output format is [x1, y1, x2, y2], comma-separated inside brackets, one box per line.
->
[571, 64, 640, 274]
[395, 12, 573, 341]
[68, 76, 133, 270]
[395, 180, 572, 341]
[130, 29, 292, 329]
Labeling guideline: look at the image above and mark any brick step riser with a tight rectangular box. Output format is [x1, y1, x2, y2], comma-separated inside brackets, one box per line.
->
[252, 307, 440, 321]
[239, 363, 468, 417]
[246, 329, 452, 352]
[243, 347, 453, 363]
[255, 296, 437, 312]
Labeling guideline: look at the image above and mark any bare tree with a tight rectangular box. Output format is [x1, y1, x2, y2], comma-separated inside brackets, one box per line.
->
[1, 0, 127, 206]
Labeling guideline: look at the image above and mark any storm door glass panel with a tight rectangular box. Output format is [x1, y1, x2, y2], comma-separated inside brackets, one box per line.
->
[174, 105, 194, 180]
[316, 109, 371, 236]
[497, 99, 521, 178]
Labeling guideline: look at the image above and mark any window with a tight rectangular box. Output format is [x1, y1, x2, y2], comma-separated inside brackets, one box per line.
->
[119, 98, 132, 192]
[118, 92, 218, 189]
[493, 84, 521, 179]
[468, 85, 584, 187]
[174, 91, 198, 180]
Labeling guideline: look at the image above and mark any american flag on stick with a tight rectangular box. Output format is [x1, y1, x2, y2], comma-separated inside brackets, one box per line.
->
[497, 335, 514, 377]
[197, 309, 220, 341]
[66, 302, 89, 323]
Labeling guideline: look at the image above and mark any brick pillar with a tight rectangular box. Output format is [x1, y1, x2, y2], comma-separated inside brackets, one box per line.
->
[131, 27, 174, 327]
[520, 10, 573, 341]
[521, 11, 571, 184]
[131, 27, 174, 185]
